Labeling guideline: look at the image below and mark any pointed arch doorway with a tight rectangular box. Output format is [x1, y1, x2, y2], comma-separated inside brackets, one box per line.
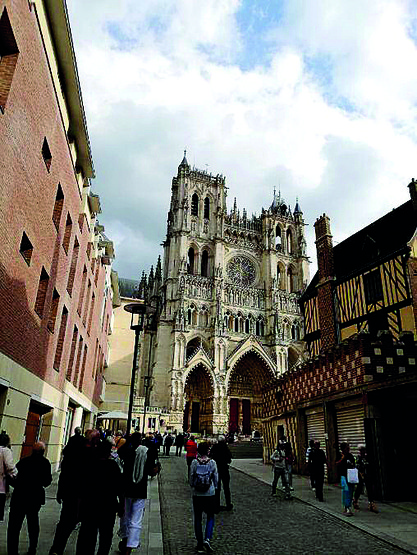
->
[183, 363, 214, 435]
[227, 351, 275, 435]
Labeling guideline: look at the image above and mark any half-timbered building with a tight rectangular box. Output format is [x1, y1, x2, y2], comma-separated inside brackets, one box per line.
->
[261, 179, 417, 501]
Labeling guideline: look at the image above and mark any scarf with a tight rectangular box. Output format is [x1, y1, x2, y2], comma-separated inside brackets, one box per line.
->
[132, 445, 148, 484]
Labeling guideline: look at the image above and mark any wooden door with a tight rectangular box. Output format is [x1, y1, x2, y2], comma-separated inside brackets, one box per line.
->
[21, 411, 40, 459]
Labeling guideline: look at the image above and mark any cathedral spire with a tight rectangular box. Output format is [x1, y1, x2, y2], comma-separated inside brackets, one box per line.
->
[179, 149, 189, 168]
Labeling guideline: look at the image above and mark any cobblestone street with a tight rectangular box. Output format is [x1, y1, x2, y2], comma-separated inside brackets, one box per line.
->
[159, 456, 406, 555]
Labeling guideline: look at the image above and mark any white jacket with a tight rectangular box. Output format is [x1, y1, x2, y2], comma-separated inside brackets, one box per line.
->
[0, 446, 17, 494]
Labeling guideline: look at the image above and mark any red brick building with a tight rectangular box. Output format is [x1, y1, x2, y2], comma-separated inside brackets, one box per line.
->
[0, 0, 119, 467]
[262, 181, 417, 501]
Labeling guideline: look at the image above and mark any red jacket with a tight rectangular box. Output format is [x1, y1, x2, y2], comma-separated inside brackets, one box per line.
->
[185, 440, 198, 459]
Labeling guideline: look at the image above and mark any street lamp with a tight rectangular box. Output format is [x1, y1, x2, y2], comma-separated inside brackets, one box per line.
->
[124, 302, 146, 435]
[142, 374, 154, 434]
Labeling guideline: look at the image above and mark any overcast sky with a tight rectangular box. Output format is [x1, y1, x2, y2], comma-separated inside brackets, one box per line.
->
[67, 0, 417, 282]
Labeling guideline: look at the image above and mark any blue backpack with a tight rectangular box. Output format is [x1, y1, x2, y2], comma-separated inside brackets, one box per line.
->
[192, 460, 212, 492]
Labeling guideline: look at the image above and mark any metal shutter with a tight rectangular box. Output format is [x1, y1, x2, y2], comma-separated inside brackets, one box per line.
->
[306, 407, 327, 479]
[306, 407, 326, 446]
[336, 404, 365, 456]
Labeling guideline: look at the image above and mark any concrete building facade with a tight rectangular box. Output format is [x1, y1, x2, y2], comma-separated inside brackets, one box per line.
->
[0, 0, 117, 468]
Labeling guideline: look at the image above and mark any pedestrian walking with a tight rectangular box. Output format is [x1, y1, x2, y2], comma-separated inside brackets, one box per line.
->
[336, 442, 356, 516]
[189, 441, 218, 554]
[271, 440, 291, 499]
[75, 439, 124, 554]
[281, 436, 295, 491]
[0, 432, 17, 522]
[114, 430, 126, 451]
[353, 445, 378, 513]
[210, 435, 233, 512]
[175, 432, 184, 456]
[164, 432, 174, 456]
[308, 441, 327, 502]
[306, 439, 316, 490]
[117, 432, 157, 555]
[49, 433, 84, 555]
[7, 441, 52, 555]
[185, 435, 198, 475]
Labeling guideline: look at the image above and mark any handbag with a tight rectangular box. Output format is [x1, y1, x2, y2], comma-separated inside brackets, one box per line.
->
[347, 468, 359, 484]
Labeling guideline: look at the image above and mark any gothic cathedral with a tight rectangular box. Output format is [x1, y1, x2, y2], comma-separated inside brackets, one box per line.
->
[139, 153, 310, 435]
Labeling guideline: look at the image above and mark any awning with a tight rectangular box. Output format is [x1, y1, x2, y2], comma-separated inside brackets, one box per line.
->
[97, 410, 128, 420]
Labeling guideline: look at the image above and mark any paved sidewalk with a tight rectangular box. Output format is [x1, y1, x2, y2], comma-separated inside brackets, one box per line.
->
[231, 459, 417, 555]
[0, 472, 162, 555]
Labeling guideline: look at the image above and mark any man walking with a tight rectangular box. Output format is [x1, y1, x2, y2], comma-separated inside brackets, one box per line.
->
[118, 433, 157, 555]
[271, 439, 291, 500]
[210, 435, 233, 512]
[308, 441, 327, 502]
[174, 432, 184, 456]
[7, 441, 52, 555]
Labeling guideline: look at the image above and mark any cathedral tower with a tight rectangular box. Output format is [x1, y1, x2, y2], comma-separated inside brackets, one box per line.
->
[140, 154, 310, 434]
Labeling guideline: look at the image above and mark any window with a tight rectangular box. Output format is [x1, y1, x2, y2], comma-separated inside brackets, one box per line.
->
[286, 229, 292, 254]
[47, 289, 60, 333]
[287, 268, 294, 293]
[78, 345, 88, 391]
[73, 336, 84, 387]
[87, 293, 95, 336]
[83, 280, 91, 327]
[201, 250, 208, 277]
[191, 193, 199, 216]
[0, 8, 19, 113]
[66, 326, 78, 381]
[276, 225, 282, 249]
[77, 266, 87, 316]
[34, 267, 49, 318]
[62, 213, 72, 254]
[187, 247, 195, 275]
[19, 232, 33, 265]
[67, 237, 79, 295]
[364, 269, 383, 305]
[204, 197, 210, 219]
[42, 137, 52, 171]
[53, 306, 68, 371]
[52, 184, 64, 230]
[92, 339, 99, 378]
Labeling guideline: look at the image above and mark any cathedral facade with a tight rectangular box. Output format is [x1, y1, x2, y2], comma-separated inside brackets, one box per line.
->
[139, 154, 310, 435]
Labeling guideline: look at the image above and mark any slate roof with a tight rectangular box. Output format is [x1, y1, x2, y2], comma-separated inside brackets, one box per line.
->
[301, 200, 417, 301]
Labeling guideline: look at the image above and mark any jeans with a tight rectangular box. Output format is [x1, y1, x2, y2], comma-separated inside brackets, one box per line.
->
[215, 468, 231, 510]
[7, 498, 41, 555]
[192, 495, 215, 545]
[119, 498, 146, 548]
[76, 510, 116, 555]
[341, 476, 355, 509]
[272, 467, 290, 496]
[49, 495, 80, 555]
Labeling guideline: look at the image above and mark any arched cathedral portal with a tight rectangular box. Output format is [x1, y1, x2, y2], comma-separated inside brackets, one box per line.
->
[183, 364, 214, 435]
[227, 351, 275, 434]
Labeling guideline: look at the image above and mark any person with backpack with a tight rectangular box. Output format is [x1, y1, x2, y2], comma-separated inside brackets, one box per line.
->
[189, 442, 218, 554]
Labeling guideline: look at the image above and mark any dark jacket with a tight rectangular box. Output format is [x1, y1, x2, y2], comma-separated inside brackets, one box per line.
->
[11, 452, 52, 507]
[309, 448, 327, 476]
[336, 452, 355, 479]
[118, 443, 156, 500]
[210, 441, 232, 472]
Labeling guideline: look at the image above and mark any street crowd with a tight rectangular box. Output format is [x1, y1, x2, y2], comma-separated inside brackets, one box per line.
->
[0, 426, 378, 555]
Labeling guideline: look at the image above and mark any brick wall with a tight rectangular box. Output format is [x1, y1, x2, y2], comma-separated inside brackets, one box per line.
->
[0, 0, 110, 407]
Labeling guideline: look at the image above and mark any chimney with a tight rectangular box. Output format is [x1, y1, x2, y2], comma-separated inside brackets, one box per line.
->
[314, 214, 337, 350]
